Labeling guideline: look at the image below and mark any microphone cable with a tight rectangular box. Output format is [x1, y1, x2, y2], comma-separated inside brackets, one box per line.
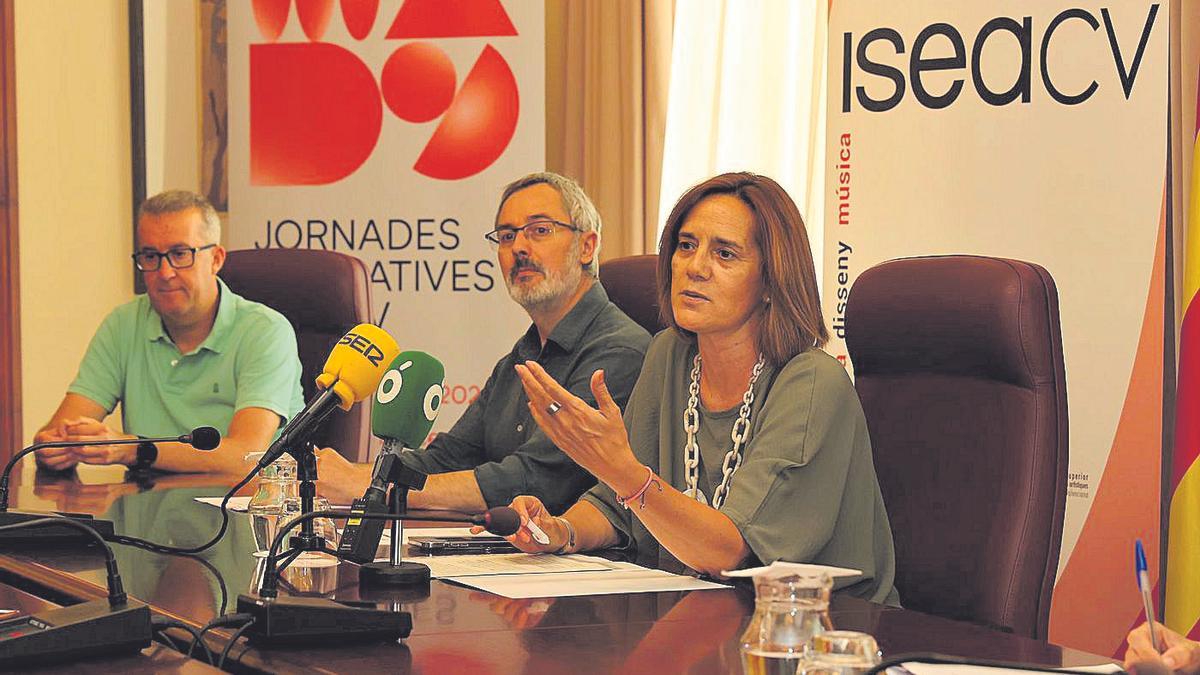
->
[187, 611, 254, 666]
[151, 615, 213, 665]
[218, 618, 257, 669]
[104, 464, 259, 556]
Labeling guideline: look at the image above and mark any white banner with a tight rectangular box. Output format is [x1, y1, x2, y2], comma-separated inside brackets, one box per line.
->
[825, 1, 1168, 654]
[228, 0, 544, 439]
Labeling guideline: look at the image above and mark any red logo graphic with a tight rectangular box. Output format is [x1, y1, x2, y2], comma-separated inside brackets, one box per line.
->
[250, 0, 520, 185]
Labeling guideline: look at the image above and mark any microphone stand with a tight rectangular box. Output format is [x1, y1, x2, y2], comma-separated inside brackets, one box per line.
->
[359, 457, 430, 587]
[271, 441, 340, 578]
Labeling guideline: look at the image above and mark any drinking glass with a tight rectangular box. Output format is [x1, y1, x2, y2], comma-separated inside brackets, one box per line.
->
[245, 452, 298, 558]
[740, 572, 833, 675]
[796, 631, 882, 675]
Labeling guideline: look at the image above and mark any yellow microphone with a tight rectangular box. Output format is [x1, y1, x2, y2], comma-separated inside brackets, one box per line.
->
[258, 323, 400, 468]
[315, 323, 401, 411]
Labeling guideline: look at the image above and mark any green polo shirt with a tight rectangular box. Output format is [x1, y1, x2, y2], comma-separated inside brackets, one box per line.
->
[68, 279, 304, 440]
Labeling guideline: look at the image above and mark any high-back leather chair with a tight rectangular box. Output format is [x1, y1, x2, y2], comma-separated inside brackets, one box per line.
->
[220, 248, 374, 461]
[599, 255, 664, 335]
[844, 255, 1068, 639]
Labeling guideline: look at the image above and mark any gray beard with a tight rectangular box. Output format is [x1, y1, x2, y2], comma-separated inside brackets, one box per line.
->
[506, 234, 584, 312]
[506, 257, 583, 312]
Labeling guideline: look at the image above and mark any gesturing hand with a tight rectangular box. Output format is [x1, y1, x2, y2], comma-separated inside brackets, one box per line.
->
[514, 361, 643, 493]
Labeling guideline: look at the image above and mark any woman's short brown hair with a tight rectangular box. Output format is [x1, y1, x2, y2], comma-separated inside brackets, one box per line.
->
[657, 172, 828, 366]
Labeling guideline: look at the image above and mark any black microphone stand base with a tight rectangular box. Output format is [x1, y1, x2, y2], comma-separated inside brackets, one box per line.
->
[0, 510, 114, 544]
[359, 560, 430, 587]
[0, 599, 151, 669]
[236, 593, 412, 646]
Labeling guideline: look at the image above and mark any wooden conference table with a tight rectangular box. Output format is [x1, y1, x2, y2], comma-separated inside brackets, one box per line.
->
[1, 467, 1112, 674]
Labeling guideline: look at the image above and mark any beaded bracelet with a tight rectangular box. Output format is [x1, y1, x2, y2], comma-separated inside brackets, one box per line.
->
[616, 466, 662, 510]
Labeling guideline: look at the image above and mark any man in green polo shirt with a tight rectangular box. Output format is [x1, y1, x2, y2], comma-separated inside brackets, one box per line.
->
[33, 191, 304, 474]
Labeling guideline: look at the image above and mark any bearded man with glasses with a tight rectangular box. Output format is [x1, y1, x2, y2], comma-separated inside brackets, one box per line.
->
[317, 172, 650, 515]
[33, 191, 303, 474]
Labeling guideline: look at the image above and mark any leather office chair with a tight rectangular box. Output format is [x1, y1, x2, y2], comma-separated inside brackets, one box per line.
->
[220, 248, 374, 461]
[599, 254, 664, 335]
[844, 255, 1068, 640]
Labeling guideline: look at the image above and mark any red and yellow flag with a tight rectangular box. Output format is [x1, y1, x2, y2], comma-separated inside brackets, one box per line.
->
[1166, 69, 1200, 640]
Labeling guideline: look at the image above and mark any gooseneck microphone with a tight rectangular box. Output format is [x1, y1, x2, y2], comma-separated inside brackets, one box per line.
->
[0, 425, 221, 511]
[0, 517, 152, 668]
[0, 426, 221, 544]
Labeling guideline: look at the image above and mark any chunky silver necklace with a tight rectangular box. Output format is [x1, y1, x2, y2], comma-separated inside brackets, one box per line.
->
[682, 352, 766, 510]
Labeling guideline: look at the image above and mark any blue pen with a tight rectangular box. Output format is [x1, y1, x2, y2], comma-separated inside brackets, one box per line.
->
[1135, 539, 1162, 653]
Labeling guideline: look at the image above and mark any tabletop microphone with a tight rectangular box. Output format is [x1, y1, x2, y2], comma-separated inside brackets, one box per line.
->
[0, 426, 221, 542]
[0, 425, 221, 510]
[340, 351, 445, 567]
[0, 517, 151, 668]
[257, 323, 400, 469]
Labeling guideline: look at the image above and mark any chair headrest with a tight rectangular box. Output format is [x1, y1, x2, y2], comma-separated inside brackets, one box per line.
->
[845, 256, 1061, 388]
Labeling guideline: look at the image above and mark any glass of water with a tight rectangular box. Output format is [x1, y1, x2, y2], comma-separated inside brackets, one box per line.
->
[245, 452, 298, 558]
[740, 572, 833, 675]
[796, 631, 881, 675]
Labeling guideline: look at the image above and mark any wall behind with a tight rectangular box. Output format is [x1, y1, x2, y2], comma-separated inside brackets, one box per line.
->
[15, 0, 133, 442]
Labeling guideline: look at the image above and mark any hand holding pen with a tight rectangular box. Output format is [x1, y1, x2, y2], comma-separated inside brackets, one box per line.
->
[1125, 621, 1200, 674]
[1124, 540, 1200, 673]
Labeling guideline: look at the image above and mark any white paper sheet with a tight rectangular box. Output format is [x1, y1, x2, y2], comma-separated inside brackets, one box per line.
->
[723, 561, 862, 578]
[406, 553, 616, 578]
[446, 560, 729, 599]
[896, 662, 1122, 675]
[195, 496, 252, 511]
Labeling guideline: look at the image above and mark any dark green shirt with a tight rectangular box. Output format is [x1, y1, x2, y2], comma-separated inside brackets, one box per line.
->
[402, 282, 651, 513]
[582, 330, 899, 605]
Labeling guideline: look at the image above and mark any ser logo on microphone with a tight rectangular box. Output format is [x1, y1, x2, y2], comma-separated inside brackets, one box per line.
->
[338, 331, 387, 366]
[377, 359, 444, 422]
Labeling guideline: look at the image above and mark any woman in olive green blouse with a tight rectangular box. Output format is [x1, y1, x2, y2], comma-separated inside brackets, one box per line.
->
[503, 172, 897, 603]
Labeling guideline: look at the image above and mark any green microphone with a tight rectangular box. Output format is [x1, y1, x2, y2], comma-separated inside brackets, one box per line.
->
[370, 351, 446, 449]
[339, 351, 446, 570]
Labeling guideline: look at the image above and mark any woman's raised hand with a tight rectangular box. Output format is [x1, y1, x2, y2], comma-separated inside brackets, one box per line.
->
[514, 362, 642, 492]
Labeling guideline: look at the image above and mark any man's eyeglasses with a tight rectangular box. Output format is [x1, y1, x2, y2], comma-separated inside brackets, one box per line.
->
[132, 244, 217, 271]
[484, 220, 581, 248]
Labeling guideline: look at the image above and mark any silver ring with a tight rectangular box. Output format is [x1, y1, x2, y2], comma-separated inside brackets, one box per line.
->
[546, 401, 563, 415]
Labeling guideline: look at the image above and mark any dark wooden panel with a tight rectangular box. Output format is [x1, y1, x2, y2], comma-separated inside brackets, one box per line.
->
[0, 0, 21, 463]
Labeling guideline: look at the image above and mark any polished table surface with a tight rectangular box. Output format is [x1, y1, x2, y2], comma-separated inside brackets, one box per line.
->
[4, 465, 1113, 674]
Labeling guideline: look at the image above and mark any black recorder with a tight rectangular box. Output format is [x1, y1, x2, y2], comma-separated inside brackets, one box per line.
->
[338, 497, 390, 564]
[337, 453, 428, 564]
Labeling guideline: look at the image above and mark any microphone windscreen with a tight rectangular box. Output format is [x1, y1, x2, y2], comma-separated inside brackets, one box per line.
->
[189, 426, 221, 451]
[371, 351, 445, 448]
[316, 324, 400, 410]
[483, 507, 521, 537]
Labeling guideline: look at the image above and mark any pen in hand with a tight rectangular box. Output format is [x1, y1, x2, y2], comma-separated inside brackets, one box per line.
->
[1135, 539, 1161, 654]
[524, 519, 550, 545]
